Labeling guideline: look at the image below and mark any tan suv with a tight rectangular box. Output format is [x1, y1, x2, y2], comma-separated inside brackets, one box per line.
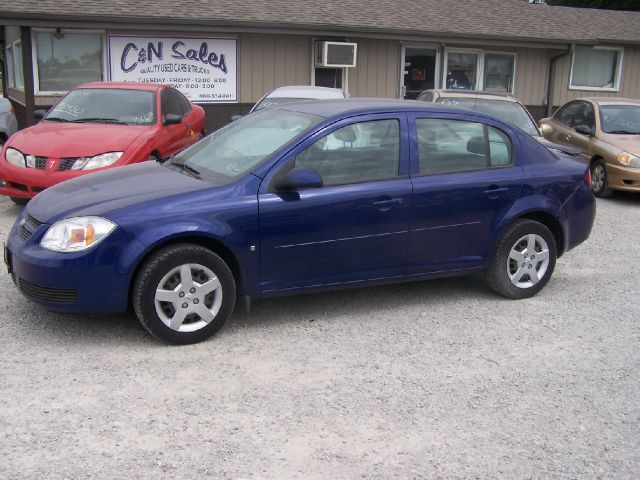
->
[539, 98, 640, 198]
[417, 90, 542, 138]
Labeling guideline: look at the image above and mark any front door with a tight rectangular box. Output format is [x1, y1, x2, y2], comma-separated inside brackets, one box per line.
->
[258, 115, 412, 292]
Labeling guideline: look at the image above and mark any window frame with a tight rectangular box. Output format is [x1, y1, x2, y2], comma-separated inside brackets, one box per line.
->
[442, 49, 516, 94]
[569, 46, 623, 92]
[31, 28, 107, 96]
[411, 117, 514, 177]
[5, 43, 15, 89]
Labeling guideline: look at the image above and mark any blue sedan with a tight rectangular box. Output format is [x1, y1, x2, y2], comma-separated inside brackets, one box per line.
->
[4, 100, 595, 344]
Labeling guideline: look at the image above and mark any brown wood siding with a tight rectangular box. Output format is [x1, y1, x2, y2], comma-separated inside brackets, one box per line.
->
[552, 47, 640, 105]
[238, 34, 310, 103]
[514, 48, 549, 106]
[349, 39, 399, 98]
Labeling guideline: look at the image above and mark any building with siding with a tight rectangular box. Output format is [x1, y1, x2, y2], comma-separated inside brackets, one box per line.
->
[2, 0, 640, 132]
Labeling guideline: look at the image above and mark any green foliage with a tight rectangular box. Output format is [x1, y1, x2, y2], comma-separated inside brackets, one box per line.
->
[546, 0, 640, 10]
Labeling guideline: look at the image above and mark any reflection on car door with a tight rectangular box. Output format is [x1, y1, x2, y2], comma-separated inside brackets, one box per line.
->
[407, 114, 523, 274]
[258, 115, 413, 292]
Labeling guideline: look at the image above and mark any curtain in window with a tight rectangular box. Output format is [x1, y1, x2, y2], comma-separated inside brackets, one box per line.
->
[572, 49, 618, 89]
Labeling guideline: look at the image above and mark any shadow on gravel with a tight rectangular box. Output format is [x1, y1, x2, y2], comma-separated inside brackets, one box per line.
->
[14, 274, 495, 345]
[598, 191, 640, 206]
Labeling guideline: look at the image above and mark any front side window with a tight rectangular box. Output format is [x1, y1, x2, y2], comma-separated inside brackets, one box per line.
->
[445, 52, 479, 90]
[483, 53, 515, 93]
[554, 101, 583, 127]
[599, 105, 640, 134]
[46, 88, 156, 125]
[416, 119, 512, 175]
[35, 31, 103, 92]
[295, 119, 400, 186]
[168, 109, 322, 183]
[571, 48, 621, 90]
[161, 89, 182, 117]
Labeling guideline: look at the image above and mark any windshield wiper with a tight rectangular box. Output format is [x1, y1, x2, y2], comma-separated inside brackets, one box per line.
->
[605, 130, 640, 135]
[167, 161, 201, 178]
[70, 117, 128, 125]
[45, 116, 70, 122]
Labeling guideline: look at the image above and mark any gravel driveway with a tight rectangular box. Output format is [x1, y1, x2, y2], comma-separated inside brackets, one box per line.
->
[0, 193, 638, 479]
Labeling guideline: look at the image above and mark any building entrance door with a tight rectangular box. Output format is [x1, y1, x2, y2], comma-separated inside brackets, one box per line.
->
[402, 47, 437, 99]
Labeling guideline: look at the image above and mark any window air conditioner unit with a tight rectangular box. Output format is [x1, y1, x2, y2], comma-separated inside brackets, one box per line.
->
[315, 41, 357, 68]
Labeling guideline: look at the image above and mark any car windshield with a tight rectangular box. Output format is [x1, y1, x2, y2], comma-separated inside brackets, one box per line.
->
[436, 97, 540, 136]
[599, 105, 640, 134]
[167, 108, 323, 182]
[45, 88, 156, 125]
[254, 97, 316, 111]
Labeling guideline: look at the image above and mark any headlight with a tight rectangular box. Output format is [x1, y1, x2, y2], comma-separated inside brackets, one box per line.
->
[71, 152, 124, 171]
[618, 152, 640, 168]
[5, 148, 26, 168]
[40, 216, 117, 252]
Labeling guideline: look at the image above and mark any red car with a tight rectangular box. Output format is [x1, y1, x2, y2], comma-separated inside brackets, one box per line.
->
[0, 82, 206, 204]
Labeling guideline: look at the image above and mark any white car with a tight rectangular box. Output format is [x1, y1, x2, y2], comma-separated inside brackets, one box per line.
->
[0, 97, 19, 147]
[231, 86, 347, 121]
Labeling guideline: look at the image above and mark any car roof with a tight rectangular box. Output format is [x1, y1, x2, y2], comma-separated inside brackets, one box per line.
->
[579, 97, 640, 107]
[428, 89, 519, 102]
[267, 85, 346, 99]
[275, 98, 499, 119]
[76, 81, 165, 92]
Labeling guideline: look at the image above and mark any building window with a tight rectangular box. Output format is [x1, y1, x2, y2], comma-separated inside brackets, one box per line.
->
[570, 47, 622, 91]
[483, 53, 515, 93]
[5, 40, 24, 90]
[445, 51, 479, 90]
[34, 30, 104, 93]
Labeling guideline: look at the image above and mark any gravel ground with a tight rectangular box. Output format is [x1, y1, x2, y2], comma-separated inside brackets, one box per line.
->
[0, 193, 638, 479]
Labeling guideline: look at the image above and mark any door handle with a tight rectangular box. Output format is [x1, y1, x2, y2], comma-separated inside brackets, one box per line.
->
[483, 186, 508, 198]
[565, 134, 572, 142]
[372, 197, 404, 210]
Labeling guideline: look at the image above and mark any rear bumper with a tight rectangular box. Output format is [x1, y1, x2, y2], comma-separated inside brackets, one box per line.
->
[558, 180, 596, 254]
[606, 163, 640, 192]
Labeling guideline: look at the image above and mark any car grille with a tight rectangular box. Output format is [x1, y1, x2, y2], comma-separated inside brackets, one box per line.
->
[18, 213, 45, 241]
[58, 158, 78, 171]
[34, 157, 47, 170]
[17, 277, 77, 304]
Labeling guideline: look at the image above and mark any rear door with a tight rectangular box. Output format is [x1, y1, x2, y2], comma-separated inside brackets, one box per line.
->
[406, 113, 524, 274]
[258, 114, 413, 292]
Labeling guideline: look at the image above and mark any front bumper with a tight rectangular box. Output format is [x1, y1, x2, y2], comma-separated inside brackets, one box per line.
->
[0, 161, 94, 199]
[5, 210, 143, 313]
[606, 163, 640, 192]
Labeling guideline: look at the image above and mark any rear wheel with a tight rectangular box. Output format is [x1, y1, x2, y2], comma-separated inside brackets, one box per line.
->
[590, 160, 613, 198]
[132, 244, 236, 344]
[486, 219, 557, 299]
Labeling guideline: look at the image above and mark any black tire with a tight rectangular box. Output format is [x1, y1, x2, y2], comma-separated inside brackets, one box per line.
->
[590, 160, 613, 198]
[132, 244, 236, 344]
[10, 197, 28, 205]
[486, 219, 557, 299]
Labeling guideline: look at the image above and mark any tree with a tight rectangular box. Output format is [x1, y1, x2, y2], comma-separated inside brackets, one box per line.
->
[546, 0, 640, 10]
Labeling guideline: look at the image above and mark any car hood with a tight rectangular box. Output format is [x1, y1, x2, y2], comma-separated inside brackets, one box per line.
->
[7, 121, 149, 157]
[599, 133, 640, 156]
[27, 162, 210, 223]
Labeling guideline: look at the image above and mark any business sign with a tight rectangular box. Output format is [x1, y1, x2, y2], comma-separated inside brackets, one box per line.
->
[108, 36, 236, 103]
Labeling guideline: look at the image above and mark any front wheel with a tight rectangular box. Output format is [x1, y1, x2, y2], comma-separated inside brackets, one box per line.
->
[486, 219, 557, 299]
[132, 244, 236, 344]
[590, 160, 613, 198]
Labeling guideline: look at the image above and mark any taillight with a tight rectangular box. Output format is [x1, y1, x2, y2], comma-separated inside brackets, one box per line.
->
[586, 168, 592, 189]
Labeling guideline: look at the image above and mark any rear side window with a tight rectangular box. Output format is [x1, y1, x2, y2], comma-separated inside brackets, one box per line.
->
[161, 89, 182, 117]
[176, 90, 192, 115]
[295, 119, 400, 186]
[415, 119, 512, 175]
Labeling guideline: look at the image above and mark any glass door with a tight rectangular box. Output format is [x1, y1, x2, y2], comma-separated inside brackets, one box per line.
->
[401, 47, 437, 99]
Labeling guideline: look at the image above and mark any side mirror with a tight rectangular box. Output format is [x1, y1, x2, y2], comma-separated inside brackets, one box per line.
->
[273, 166, 323, 191]
[230, 114, 244, 122]
[34, 110, 47, 120]
[163, 114, 182, 126]
[539, 123, 553, 135]
[575, 124, 594, 137]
